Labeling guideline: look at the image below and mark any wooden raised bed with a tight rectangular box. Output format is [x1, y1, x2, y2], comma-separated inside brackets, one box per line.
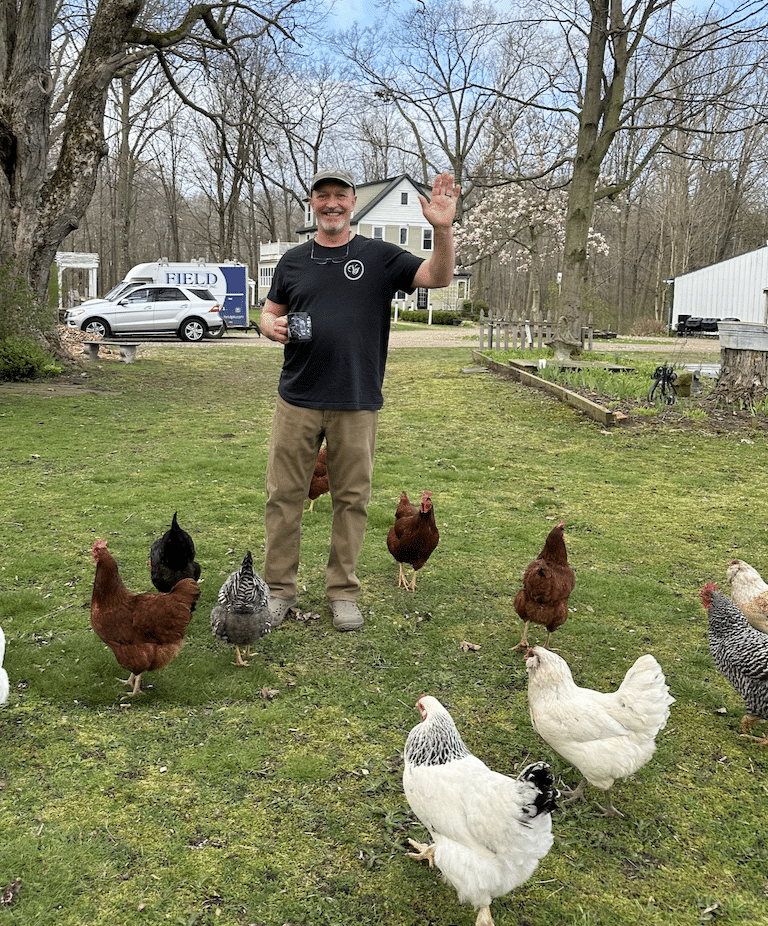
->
[471, 351, 629, 428]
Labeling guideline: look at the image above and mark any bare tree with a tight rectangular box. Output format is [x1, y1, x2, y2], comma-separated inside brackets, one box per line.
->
[0, 0, 309, 342]
[529, 0, 768, 356]
[343, 0, 535, 208]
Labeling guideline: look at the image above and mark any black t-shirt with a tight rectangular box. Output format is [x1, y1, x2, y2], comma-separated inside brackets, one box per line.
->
[267, 235, 424, 410]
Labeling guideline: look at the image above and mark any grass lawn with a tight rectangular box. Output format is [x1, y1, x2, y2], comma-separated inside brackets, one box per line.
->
[0, 333, 767, 925]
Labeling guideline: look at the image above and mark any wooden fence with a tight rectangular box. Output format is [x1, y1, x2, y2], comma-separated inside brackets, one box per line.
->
[478, 309, 594, 351]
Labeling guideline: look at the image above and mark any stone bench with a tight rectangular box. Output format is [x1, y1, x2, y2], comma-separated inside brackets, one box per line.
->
[82, 341, 142, 363]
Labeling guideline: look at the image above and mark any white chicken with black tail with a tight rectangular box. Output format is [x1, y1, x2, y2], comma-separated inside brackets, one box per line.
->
[403, 695, 556, 926]
[525, 646, 674, 817]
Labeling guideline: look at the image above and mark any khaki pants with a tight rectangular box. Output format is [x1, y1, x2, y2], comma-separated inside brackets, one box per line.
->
[264, 395, 378, 602]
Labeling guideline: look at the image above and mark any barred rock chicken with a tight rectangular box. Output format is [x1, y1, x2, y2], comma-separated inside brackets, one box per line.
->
[726, 559, 768, 634]
[210, 550, 270, 666]
[525, 646, 674, 816]
[149, 512, 201, 595]
[513, 521, 575, 651]
[91, 539, 200, 696]
[0, 623, 8, 705]
[701, 582, 768, 744]
[386, 490, 439, 591]
[307, 444, 328, 513]
[403, 695, 556, 926]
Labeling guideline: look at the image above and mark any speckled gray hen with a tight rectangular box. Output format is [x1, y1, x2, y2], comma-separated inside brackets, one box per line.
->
[210, 551, 270, 666]
[701, 583, 768, 743]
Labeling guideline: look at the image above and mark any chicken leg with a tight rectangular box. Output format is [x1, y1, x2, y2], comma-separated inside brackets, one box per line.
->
[398, 563, 416, 591]
[511, 621, 531, 651]
[406, 838, 435, 867]
[233, 646, 249, 667]
[740, 714, 768, 744]
[118, 672, 143, 697]
[561, 777, 587, 803]
[597, 787, 624, 818]
[475, 907, 495, 926]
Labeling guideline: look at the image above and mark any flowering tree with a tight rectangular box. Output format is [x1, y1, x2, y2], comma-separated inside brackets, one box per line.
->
[455, 183, 609, 317]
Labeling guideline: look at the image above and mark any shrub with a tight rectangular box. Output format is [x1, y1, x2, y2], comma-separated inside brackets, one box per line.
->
[0, 335, 61, 381]
[395, 308, 461, 326]
[629, 316, 668, 337]
[0, 260, 56, 341]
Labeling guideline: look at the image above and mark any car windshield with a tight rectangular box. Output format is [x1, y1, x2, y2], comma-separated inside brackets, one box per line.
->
[102, 282, 142, 301]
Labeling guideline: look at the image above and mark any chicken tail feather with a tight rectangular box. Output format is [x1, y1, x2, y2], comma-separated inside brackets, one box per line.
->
[518, 761, 558, 816]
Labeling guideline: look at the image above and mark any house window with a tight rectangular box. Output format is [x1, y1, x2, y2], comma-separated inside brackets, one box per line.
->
[305, 201, 312, 225]
[373, 226, 384, 240]
[401, 192, 408, 205]
[399, 227, 408, 246]
[395, 290, 407, 300]
[422, 227, 433, 251]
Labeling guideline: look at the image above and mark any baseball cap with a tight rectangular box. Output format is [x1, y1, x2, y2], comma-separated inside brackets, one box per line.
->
[310, 168, 356, 194]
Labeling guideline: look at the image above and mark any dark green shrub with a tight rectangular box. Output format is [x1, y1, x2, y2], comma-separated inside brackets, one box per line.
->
[0, 259, 57, 341]
[395, 308, 461, 326]
[0, 335, 61, 381]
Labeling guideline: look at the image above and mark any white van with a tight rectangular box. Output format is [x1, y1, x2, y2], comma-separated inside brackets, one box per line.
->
[100, 260, 250, 330]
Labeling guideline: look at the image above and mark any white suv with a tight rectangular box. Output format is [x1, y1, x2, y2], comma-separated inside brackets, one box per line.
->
[65, 284, 224, 341]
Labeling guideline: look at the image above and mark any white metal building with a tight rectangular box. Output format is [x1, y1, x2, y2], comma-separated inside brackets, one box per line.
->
[670, 245, 768, 328]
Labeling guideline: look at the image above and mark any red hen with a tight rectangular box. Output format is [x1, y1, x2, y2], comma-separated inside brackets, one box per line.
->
[386, 490, 439, 591]
[513, 520, 575, 650]
[307, 444, 329, 513]
[90, 539, 200, 696]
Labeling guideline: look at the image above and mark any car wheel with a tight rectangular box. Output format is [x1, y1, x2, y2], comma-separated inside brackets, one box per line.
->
[179, 318, 206, 342]
[205, 321, 226, 339]
[83, 318, 111, 339]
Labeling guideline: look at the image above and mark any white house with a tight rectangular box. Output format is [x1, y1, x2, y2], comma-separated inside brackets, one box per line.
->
[257, 174, 470, 311]
[670, 245, 768, 329]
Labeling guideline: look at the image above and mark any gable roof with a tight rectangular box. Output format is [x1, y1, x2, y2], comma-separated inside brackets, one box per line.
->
[298, 173, 430, 235]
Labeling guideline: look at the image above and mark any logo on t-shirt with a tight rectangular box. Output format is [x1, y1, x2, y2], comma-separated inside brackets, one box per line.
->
[344, 259, 365, 281]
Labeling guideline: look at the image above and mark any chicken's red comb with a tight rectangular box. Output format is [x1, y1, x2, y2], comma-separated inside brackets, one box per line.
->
[700, 582, 718, 608]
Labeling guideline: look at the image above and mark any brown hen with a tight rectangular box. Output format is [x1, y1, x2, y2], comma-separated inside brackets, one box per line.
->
[90, 539, 200, 696]
[307, 445, 329, 513]
[386, 490, 439, 591]
[513, 521, 575, 650]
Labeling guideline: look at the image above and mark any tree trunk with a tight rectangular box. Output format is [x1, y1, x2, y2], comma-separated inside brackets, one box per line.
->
[712, 347, 768, 409]
[0, 0, 145, 312]
[552, 0, 625, 359]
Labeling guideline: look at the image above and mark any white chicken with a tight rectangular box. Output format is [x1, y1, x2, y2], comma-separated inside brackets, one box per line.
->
[525, 646, 674, 816]
[403, 695, 557, 926]
[0, 624, 8, 705]
[726, 559, 768, 634]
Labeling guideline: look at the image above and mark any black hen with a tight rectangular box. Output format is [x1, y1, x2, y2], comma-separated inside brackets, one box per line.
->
[150, 512, 201, 596]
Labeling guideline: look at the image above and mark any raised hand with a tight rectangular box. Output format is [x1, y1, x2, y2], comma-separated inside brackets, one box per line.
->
[418, 172, 460, 229]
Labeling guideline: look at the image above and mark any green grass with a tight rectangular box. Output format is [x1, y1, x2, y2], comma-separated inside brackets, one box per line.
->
[1, 337, 767, 925]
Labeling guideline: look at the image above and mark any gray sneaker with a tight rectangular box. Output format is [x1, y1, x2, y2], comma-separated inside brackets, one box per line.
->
[268, 597, 297, 628]
[329, 600, 364, 632]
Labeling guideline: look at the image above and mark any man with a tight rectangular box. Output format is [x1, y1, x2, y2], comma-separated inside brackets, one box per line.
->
[260, 167, 459, 631]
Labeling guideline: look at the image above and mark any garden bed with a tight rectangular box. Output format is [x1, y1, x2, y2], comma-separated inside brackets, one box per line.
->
[474, 349, 768, 434]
